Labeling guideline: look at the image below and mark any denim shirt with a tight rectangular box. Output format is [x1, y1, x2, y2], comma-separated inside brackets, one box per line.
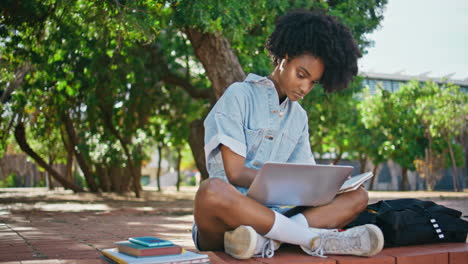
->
[204, 73, 316, 194]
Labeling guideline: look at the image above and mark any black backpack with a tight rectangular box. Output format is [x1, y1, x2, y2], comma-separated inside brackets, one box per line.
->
[346, 198, 468, 247]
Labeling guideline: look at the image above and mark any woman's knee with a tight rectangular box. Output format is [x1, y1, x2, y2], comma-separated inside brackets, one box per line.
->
[195, 178, 238, 211]
[350, 187, 369, 213]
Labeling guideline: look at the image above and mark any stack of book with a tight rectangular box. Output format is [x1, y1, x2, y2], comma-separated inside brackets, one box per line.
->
[100, 236, 210, 264]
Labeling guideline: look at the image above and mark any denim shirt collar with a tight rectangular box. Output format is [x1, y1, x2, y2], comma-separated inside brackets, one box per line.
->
[245, 73, 270, 83]
[245, 73, 290, 108]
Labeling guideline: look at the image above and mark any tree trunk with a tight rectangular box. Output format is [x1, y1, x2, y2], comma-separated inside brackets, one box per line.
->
[61, 113, 99, 192]
[369, 163, 379, 191]
[185, 28, 246, 99]
[131, 160, 142, 193]
[157, 145, 163, 192]
[446, 134, 460, 192]
[32, 166, 38, 187]
[111, 166, 125, 193]
[176, 147, 182, 192]
[359, 154, 367, 173]
[332, 151, 343, 165]
[47, 156, 55, 190]
[47, 173, 54, 190]
[60, 127, 74, 189]
[97, 104, 141, 197]
[400, 167, 409, 191]
[65, 148, 73, 184]
[184, 29, 246, 180]
[73, 159, 79, 187]
[95, 165, 110, 192]
[121, 141, 141, 197]
[188, 120, 209, 181]
[14, 122, 83, 192]
[455, 130, 467, 189]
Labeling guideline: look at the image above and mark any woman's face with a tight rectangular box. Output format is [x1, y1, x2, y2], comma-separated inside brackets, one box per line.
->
[275, 54, 325, 102]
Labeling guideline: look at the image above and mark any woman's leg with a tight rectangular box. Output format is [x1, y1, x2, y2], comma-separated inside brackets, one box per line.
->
[194, 179, 383, 258]
[194, 178, 276, 251]
[301, 187, 369, 229]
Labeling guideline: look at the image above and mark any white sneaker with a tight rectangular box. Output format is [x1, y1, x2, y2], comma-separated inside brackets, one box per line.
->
[301, 224, 384, 257]
[224, 225, 281, 259]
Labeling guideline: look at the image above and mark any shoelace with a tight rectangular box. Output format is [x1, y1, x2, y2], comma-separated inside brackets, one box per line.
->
[309, 246, 326, 258]
[307, 229, 341, 258]
[254, 239, 275, 258]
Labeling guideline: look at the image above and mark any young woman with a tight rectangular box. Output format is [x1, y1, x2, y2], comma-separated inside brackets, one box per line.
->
[192, 9, 384, 259]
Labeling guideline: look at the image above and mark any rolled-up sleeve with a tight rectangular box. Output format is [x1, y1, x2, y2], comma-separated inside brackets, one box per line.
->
[204, 84, 247, 176]
[287, 122, 316, 164]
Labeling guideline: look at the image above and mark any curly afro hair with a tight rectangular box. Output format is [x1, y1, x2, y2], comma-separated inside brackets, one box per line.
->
[266, 9, 361, 92]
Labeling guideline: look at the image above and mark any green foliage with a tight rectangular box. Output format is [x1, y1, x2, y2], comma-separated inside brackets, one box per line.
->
[302, 78, 369, 163]
[360, 80, 466, 189]
[414, 82, 467, 141]
[73, 171, 87, 189]
[326, 0, 388, 51]
[1, 0, 389, 192]
[186, 175, 197, 186]
[0, 173, 20, 187]
[360, 82, 427, 171]
[172, 0, 387, 76]
[34, 178, 46, 187]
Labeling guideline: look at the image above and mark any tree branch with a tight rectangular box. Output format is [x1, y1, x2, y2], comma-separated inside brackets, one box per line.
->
[96, 103, 141, 197]
[143, 43, 213, 100]
[61, 112, 99, 192]
[14, 122, 83, 193]
[2, 62, 32, 103]
[184, 27, 245, 98]
[161, 71, 213, 99]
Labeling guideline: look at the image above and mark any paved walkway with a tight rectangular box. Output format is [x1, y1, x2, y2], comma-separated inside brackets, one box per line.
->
[0, 187, 467, 263]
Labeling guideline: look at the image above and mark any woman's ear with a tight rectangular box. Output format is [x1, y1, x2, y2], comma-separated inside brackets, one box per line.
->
[279, 55, 289, 70]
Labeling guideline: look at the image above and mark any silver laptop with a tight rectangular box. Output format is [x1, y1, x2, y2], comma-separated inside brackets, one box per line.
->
[246, 162, 353, 206]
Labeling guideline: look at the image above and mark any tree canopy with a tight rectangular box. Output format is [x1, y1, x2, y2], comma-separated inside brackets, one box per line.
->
[10, 1, 464, 195]
[359, 81, 467, 191]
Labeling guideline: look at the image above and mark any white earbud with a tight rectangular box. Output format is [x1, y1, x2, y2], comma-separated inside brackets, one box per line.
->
[279, 59, 285, 70]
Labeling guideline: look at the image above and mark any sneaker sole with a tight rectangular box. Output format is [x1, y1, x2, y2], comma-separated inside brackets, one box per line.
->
[224, 225, 257, 259]
[362, 224, 384, 256]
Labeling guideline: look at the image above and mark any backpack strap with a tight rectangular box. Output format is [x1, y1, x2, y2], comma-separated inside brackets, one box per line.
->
[411, 204, 446, 240]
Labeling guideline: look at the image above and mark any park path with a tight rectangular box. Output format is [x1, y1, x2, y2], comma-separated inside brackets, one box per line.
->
[0, 187, 467, 263]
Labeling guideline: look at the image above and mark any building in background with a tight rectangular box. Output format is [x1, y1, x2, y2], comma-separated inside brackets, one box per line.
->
[361, 71, 468, 94]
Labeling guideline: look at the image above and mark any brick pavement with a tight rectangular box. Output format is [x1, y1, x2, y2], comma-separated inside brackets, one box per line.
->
[0, 187, 467, 263]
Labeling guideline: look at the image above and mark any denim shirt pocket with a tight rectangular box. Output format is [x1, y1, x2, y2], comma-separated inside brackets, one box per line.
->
[276, 132, 299, 161]
[244, 127, 265, 161]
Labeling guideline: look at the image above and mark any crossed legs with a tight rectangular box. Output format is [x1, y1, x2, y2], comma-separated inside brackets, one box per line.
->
[193, 178, 368, 251]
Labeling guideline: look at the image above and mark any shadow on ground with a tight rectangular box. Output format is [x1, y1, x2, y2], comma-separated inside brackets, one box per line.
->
[0, 187, 467, 262]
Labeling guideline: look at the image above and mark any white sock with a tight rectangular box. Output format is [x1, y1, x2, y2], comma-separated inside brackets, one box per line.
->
[290, 213, 308, 227]
[290, 213, 329, 234]
[264, 211, 319, 247]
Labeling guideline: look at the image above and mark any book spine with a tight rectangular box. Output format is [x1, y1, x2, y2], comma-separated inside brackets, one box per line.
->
[101, 251, 127, 264]
[128, 238, 172, 247]
[118, 245, 184, 257]
[139, 246, 183, 257]
[128, 237, 150, 247]
[168, 258, 210, 264]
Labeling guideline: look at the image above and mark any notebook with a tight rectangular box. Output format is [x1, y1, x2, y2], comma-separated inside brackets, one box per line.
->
[127, 236, 173, 247]
[246, 162, 355, 206]
[101, 248, 209, 264]
[337, 171, 374, 194]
